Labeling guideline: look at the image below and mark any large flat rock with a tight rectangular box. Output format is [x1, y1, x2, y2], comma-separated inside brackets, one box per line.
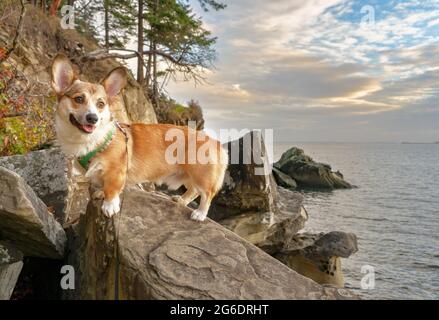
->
[0, 167, 66, 259]
[67, 190, 356, 300]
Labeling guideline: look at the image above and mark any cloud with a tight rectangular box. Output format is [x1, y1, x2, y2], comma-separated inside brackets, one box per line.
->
[166, 0, 439, 142]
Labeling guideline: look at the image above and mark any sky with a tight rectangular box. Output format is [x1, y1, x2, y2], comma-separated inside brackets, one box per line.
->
[164, 0, 439, 142]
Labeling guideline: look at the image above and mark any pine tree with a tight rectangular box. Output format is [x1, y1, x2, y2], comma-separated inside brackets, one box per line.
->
[75, 0, 226, 99]
[142, 0, 224, 99]
[74, 0, 136, 48]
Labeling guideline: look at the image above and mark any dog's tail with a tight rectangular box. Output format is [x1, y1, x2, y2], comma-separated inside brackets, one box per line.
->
[213, 146, 229, 194]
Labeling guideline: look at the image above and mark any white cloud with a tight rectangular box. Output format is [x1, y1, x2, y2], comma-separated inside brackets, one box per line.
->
[165, 0, 439, 141]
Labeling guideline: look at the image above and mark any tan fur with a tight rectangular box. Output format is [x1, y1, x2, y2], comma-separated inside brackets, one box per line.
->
[51, 54, 228, 221]
[98, 124, 227, 206]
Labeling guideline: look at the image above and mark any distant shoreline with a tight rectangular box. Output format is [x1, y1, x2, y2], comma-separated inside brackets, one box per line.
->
[274, 141, 439, 144]
[401, 142, 439, 144]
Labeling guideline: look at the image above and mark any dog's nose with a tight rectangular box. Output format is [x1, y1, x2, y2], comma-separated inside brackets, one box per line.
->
[86, 113, 98, 124]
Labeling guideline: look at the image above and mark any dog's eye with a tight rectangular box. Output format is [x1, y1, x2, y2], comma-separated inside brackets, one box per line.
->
[74, 96, 84, 104]
[97, 101, 105, 109]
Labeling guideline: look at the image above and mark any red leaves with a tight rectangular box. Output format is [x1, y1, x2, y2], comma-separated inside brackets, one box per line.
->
[0, 47, 6, 61]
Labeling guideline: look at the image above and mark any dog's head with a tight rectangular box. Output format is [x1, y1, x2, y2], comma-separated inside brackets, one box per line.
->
[51, 54, 127, 135]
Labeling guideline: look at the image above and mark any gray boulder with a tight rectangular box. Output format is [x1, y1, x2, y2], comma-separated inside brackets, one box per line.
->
[220, 187, 308, 254]
[211, 131, 279, 220]
[210, 132, 310, 259]
[274, 147, 352, 189]
[272, 167, 297, 189]
[65, 189, 356, 300]
[0, 167, 66, 259]
[0, 148, 68, 222]
[275, 232, 358, 287]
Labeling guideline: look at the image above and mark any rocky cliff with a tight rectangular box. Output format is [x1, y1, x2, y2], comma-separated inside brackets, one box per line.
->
[0, 4, 157, 129]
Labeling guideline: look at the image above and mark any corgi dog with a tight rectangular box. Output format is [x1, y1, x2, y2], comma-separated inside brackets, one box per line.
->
[51, 54, 228, 221]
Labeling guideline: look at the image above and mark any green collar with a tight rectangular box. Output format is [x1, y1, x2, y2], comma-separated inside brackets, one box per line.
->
[77, 124, 116, 170]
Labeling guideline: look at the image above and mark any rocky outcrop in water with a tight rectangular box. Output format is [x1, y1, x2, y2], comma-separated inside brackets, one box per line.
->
[274, 147, 352, 189]
[272, 167, 297, 189]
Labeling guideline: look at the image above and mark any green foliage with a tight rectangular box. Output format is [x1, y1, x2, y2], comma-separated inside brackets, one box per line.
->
[146, 0, 217, 69]
[173, 104, 187, 113]
[0, 52, 55, 156]
[154, 94, 204, 129]
[72, 0, 225, 91]
[184, 0, 227, 12]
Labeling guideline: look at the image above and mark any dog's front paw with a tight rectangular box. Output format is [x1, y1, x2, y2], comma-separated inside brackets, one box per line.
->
[191, 209, 207, 222]
[102, 197, 120, 218]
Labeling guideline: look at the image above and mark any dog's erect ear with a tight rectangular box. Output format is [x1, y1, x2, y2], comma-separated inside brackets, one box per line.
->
[51, 54, 75, 95]
[102, 67, 127, 98]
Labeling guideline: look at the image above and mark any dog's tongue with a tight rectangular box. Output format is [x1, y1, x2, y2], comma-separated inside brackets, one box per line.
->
[82, 125, 95, 133]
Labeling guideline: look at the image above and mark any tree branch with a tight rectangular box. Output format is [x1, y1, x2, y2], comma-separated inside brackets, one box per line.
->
[79, 49, 197, 68]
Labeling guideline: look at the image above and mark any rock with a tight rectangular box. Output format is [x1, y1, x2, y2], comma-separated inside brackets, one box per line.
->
[0, 167, 67, 259]
[211, 131, 279, 220]
[0, 5, 157, 129]
[272, 167, 297, 189]
[275, 232, 358, 287]
[274, 147, 352, 189]
[0, 242, 24, 300]
[63, 160, 91, 226]
[66, 189, 356, 300]
[257, 188, 309, 254]
[0, 148, 68, 223]
[193, 134, 357, 289]
[0, 242, 23, 265]
[0, 262, 23, 300]
[121, 79, 157, 124]
[210, 132, 308, 257]
[220, 187, 308, 255]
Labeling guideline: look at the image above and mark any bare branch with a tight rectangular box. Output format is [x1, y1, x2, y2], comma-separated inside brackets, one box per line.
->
[79, 48, 197, 68]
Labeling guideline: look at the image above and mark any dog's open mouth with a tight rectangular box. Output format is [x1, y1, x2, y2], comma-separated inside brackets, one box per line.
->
[69, 114, 95, 134]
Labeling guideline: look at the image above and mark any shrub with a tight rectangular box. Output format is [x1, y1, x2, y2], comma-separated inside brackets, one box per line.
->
[0, 53, 56, 156]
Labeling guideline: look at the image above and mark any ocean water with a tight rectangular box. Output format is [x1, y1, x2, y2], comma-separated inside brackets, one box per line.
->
[273, 142, 439, 300]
